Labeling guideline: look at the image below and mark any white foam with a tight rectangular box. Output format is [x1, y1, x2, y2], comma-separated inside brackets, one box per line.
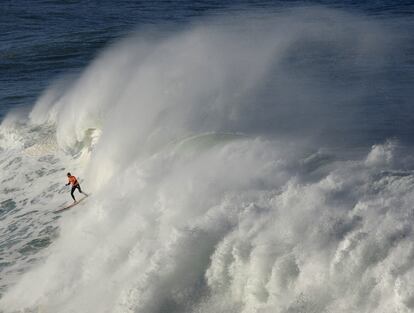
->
[1, 7, 413, 313]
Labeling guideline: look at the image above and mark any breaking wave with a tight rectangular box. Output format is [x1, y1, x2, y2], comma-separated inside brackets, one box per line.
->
[1, 7, 414, 313]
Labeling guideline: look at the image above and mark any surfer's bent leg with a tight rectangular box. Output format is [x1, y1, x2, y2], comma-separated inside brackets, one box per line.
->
[77, 184, 82, 193]
[71, 186, 76, 202]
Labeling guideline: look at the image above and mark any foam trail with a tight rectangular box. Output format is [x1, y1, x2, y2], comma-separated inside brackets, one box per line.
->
[1, 7, 414, 313]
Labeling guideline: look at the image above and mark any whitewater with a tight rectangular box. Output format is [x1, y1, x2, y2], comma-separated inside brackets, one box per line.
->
[1, 7, 414, 313]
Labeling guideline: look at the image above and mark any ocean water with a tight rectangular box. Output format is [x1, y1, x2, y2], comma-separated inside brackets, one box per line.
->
[1, 1, 414, 312]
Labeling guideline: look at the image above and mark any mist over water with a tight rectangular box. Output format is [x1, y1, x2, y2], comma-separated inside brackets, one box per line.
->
[1, 6, 414, 313]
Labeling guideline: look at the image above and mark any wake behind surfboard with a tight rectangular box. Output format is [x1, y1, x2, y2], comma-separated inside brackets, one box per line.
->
[55, 194, 89, 213]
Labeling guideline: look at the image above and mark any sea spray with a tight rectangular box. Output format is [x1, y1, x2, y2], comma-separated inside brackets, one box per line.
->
[1, 7, 414, 313]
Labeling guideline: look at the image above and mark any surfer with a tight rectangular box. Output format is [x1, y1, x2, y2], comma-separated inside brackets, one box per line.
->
[65, 172, 87, 203]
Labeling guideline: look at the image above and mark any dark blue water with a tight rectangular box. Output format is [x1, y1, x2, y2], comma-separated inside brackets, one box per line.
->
[1, 0, 413, 143]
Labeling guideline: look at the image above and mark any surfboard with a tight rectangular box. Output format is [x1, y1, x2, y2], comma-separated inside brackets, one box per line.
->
[55, 194, 89, 213]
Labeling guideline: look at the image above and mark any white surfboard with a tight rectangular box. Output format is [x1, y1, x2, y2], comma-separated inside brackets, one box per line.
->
[55, 194, 89, 213]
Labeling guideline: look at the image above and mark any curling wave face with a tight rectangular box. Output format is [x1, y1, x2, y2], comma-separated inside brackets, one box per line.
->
[1, 7, 414, 313]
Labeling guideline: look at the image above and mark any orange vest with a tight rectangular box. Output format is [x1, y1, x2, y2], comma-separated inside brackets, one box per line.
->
[68, 176, 78, 186]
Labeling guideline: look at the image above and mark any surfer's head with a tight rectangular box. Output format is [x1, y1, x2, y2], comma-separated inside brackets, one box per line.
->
[67, 172, 71, 177]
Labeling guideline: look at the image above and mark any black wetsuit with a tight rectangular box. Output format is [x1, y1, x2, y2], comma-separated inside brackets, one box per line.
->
[67, 175, 83, 201]
[71, 184, 82, 201]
